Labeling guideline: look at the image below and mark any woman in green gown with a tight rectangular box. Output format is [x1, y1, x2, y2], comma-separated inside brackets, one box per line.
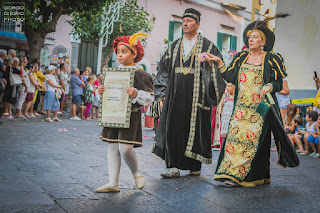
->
[198, 17, 299, 187]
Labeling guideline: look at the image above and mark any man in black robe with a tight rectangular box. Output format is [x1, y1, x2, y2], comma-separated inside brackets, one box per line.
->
[152, 8, 226, 178]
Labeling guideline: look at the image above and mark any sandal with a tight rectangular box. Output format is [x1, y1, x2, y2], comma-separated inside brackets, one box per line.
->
[45, 118, 54, 122]
[53, 117, 61, 122]
[30, 113, 36, 118]
[15, 115, 26, 119]
[24, 114, 32, 119]
[34, 113, 41, 117]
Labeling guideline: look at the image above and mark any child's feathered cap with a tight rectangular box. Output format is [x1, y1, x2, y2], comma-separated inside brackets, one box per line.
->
[113, 32, 149, 63]
[243, 12, 289, 51]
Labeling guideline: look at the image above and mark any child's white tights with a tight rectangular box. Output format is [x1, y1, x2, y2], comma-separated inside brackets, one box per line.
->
[107, 143, 140, 187]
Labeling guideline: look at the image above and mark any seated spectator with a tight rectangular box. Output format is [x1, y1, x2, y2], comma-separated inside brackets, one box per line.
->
[299, 111, 318, 155]
[290, 115, 305, 152]
[43, 65, 62, 122]
[308, 114, 320, 157]
[70, 68, 85, 120]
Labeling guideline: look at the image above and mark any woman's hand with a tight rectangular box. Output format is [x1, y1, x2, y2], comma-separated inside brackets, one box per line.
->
[98, 85, 105, 94]
[313, 76, 320, 84]
[198, 52, 222, 62]
[261, 85, 271, 95]
[127, 87, 137, 98]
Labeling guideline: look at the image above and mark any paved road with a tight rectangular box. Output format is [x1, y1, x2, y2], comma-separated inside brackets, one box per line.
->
[0, 119, 319, 213]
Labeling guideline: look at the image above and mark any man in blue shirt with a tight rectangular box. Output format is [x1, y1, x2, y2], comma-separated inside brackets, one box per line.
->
[70, 68, 85, 120]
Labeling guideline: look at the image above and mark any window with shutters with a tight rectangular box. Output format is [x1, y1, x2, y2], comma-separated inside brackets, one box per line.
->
[168, 20, 183, 45]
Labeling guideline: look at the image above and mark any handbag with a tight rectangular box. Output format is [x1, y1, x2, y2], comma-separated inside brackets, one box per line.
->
[9, 66, 22, 86]
[55, 89, 61, 99]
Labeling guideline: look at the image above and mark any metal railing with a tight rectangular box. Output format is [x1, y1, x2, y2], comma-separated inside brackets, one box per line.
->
[45, 32, 55, 39]
[0, 21, 23, 33]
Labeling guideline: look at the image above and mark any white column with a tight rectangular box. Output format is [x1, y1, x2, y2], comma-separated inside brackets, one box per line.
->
[96, 37, 103, 74]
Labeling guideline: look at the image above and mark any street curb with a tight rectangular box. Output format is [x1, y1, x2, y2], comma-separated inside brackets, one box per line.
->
[0, 113, 71, 127]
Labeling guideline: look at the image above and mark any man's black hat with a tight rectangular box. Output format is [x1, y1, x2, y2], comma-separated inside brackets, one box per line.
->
[183, 8, 201, 22]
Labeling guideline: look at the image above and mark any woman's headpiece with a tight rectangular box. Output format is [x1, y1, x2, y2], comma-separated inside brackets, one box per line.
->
[113, 32, 149, 63]
[243, 13, 289, 51]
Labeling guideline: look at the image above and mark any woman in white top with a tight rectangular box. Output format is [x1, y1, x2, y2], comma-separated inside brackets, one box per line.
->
[43, 65, 62, 122]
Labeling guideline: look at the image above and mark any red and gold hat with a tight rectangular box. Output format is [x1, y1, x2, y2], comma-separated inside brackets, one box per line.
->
[113, 32, 149, 63]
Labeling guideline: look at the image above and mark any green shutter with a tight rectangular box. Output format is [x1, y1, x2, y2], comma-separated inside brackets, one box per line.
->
[217, 32, 223, 51]
[230, 35, 237, 51]
[168, 21, 174, 42]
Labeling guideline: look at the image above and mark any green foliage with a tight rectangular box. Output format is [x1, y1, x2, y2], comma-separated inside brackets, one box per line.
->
[69, 0, 154, 48]
[3, 0, 109, 33]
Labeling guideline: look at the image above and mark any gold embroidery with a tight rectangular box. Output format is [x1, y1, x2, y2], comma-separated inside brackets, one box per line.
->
[175, 67, 194, 75]
[219, 65, 227, 73]
[272, 58, 285, 78]
[100, 136, 142, 145]
[214, 174, 271, 187]
[184, 35, 212, 164]
[217, 63, 266, 180]
[183, 13, 200, 22]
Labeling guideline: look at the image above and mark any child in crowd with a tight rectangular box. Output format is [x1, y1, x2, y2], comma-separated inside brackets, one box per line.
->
[290, 115, 305, 152]
[91, 74, 102, 119]
[308, 114, 320, 157]
[212, 83, 235, 150]
[43, 65, 62, 122]
[84, 75, 95, 120]
[95, 32, 154, 193]
[299, 111, 318, 155]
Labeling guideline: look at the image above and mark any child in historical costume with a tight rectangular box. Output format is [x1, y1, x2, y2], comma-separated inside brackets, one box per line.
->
[95, 33, 154, 193]
[212, 83, 235, 150]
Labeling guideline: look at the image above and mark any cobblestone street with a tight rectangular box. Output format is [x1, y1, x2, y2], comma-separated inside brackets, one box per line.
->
[0, 119, 319, 213]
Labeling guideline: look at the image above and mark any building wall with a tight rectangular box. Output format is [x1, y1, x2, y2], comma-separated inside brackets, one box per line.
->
[46, 15, 73, 68]
[274, 0, 320, 99]
[138, 0, 242, 74]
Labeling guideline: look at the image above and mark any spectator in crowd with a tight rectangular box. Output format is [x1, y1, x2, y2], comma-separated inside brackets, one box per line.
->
[84, 75, 96, 120]
[43, 65, 62, 122]
[308, 114, 320, 157]
[241, 45, 248, 52]
[290, 115, 305, 153]
[0, 49, 8, 97]
[85, 67, 92, 76]
[34, 61, 46, 115]
[276, 79, 290, 124]
[24, 63, 40, 118]
[59, 63, 68, 114]
[312, 76, 320, 113]
[92, 73, 102, 119]
[299, 111, 318, 155]
[70, 68, 85, 120]
[8, 49, 16, 59]
[80, 69, 88, 84]
[31, 63, 42, 117]
[0, 49, 7, 72]
[15, 57, 29, 118]
[2, 57, 20, 118]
